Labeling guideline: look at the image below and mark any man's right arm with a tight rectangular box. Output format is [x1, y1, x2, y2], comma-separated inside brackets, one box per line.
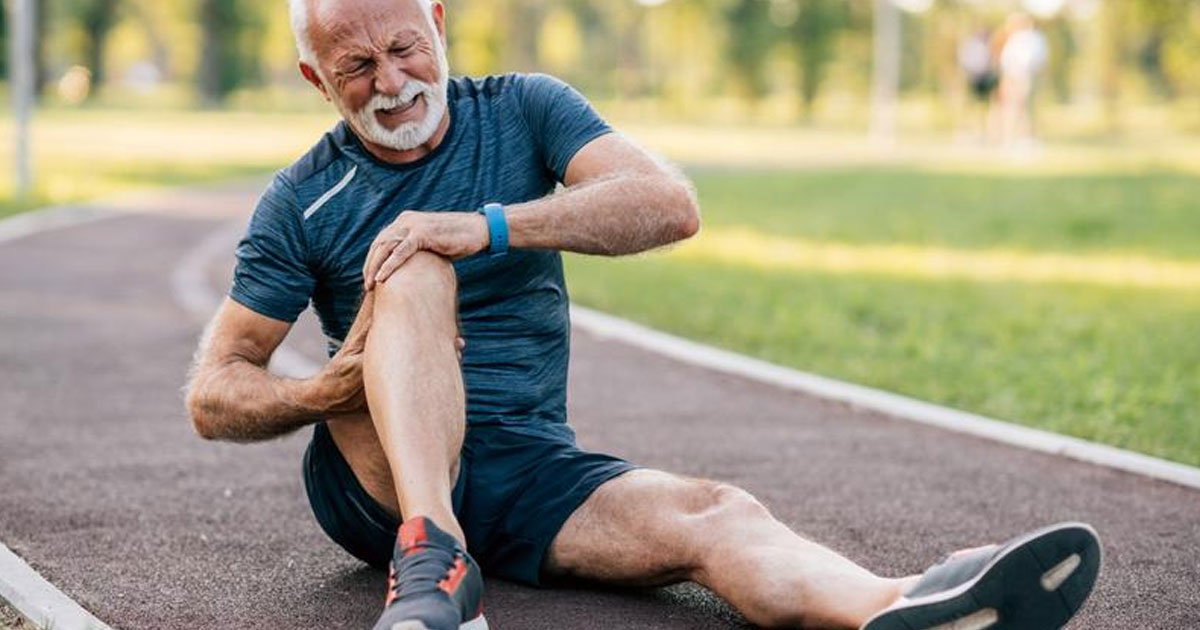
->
[184, 295, 371, 442]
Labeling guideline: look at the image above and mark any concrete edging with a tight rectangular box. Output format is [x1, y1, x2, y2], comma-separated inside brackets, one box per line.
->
[0, 545, 111, 630]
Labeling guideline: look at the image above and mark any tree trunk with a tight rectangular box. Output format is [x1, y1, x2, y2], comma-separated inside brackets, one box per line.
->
[34, 0, 50, 96]
[82, 0, 119, 94]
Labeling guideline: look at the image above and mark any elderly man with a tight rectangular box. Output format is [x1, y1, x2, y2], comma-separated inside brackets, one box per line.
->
[184, 1, 1101, 629]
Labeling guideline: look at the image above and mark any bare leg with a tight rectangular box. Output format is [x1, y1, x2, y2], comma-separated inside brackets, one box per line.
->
[546, 469, 916, 629]
[335, 251, 466, 543]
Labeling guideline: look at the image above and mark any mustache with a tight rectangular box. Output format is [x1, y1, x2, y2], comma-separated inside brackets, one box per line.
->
[364, 80, 435, 113]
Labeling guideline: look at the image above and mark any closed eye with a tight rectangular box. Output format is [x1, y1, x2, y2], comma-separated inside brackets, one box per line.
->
[340, 59, 371, 76]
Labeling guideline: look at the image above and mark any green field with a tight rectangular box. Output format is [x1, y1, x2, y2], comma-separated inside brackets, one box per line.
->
[2, 109, 1197, 465]
[0, 109, 337, 219]
[566, 169, 1200, 465]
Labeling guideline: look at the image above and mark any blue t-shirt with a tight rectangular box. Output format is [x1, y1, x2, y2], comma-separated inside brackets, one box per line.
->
[229, 73, 612, 430]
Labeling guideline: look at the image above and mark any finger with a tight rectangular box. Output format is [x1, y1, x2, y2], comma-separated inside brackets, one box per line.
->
[363, 234, 404, 290]
[455, 336, 466, 350]
[363, 241, 397, 291]
[374, 237, 419, 285]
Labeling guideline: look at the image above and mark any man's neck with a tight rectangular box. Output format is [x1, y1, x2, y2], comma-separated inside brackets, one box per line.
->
[359, 111, 452, 165]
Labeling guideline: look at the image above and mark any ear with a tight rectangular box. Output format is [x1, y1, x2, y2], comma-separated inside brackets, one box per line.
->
[431, 2, 447, 48]
[299, 62, 332, 102]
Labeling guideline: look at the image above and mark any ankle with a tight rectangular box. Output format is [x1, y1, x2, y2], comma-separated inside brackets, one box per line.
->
[407, 512, 466, 547]
[889, 575, 920, 603]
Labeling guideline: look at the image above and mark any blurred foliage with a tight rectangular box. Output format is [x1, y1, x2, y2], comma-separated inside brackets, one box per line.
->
[195, 0, 265, 104]
[0, 0, 1196, 130]
[0, 1, 7, 81]
[63, 0, 120, 90]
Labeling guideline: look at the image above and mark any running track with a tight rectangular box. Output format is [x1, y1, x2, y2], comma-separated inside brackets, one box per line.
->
[1, 183, 1197, 629]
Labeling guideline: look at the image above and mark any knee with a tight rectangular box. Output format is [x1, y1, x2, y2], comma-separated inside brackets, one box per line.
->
[688, 481, 771, 525]
[373, 251, 457, 307]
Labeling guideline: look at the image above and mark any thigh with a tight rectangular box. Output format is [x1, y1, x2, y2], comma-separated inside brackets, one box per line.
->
[326, 412, 399, 515]
[543, 468, 738, 587]
[326, 411, 463, 519]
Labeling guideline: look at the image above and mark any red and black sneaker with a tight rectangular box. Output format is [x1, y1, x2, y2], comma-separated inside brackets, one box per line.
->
[371, 516, 487, 630]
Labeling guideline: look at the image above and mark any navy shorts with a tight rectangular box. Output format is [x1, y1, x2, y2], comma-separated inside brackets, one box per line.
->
[303, 421, 637, 586]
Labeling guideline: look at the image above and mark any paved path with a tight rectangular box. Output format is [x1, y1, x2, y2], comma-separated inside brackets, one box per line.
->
[1, 184, 1198, 629]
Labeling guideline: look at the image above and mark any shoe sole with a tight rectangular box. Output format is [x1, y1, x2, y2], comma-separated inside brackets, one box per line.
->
[389, 614, 489, 630]
[862, 522, 1102, 630]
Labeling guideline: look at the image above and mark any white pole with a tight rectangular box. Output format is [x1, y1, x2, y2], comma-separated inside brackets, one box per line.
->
[11, 0, 35, 199]
[870, 0, 900, 143]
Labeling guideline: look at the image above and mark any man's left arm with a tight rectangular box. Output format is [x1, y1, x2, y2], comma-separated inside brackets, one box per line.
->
[505, 131, 699, 256]
[362, 133, 699, 290]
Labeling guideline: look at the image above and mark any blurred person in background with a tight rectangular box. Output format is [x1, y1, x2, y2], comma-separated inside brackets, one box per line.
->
[184, 1, 1101, 629]
[992, 12, 1049, 149]
[958, 27, 998, 141]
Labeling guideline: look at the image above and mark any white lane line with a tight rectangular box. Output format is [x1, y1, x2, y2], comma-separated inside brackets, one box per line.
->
[569, 306, 1200, 492]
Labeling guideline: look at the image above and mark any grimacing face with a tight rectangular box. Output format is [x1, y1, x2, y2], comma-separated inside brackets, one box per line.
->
[300, 0, 451, 155]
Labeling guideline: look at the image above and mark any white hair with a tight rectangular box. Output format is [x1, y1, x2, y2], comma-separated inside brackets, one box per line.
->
[289, 0, 435, 66]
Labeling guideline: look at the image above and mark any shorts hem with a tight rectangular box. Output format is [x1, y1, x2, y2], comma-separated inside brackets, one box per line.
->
[522, 462, 641, 587]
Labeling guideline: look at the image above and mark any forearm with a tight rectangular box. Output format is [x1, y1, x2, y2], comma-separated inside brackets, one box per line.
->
[506, 169, 700, 256]
[186, 359, 323, 442]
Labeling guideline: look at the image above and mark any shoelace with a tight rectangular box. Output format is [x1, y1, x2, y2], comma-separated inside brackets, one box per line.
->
[388, 545, 462, 603]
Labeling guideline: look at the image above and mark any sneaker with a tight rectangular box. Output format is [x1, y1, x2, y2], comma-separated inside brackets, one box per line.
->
[862, 522, 1102, 630]
[371, 516, 488, 630]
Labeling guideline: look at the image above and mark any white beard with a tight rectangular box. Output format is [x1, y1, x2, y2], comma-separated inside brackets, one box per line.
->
[344, 40, 450, 152]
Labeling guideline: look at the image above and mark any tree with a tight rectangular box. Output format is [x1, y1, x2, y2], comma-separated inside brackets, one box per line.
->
[34, 0, 50, 96]
[787, 0, 848, 120]
[196, 0, 263, 105]
[1, 1, 8, 82]
[725, 0, 777, 101]
[1130, 0, 1194, 99]
[71, 0, 120, 94]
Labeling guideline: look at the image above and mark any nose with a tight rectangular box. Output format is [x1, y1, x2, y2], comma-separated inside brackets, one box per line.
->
[373, 58, 407, 97]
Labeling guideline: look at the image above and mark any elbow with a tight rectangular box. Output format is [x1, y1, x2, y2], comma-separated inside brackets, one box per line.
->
[678, 206, 701, 240]
[668, 178, 701, 241]
[185, 384, 221, 441]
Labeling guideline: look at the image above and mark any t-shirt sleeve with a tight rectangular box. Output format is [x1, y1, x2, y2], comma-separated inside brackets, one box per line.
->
[515, 73, 613, 182]
[228, 175, 315, 323]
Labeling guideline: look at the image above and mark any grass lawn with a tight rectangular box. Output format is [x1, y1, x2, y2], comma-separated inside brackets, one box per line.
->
[1, 108, 1197, 465]
[0, 108, 337, 219]
[566, 168, 1200, 466]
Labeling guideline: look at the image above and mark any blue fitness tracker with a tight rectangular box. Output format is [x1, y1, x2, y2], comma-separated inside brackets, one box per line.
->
[478, 202, 509, 257]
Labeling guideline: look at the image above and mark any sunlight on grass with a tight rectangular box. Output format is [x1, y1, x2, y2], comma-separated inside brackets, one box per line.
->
[3, 108, 1200, 221]
[0, 109, 338, 217]
[615, 122, 1200, 175]
[672, 227, 1200, 290]
[689, 169, 1200, 260]
[566, 254, 1200, 467]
